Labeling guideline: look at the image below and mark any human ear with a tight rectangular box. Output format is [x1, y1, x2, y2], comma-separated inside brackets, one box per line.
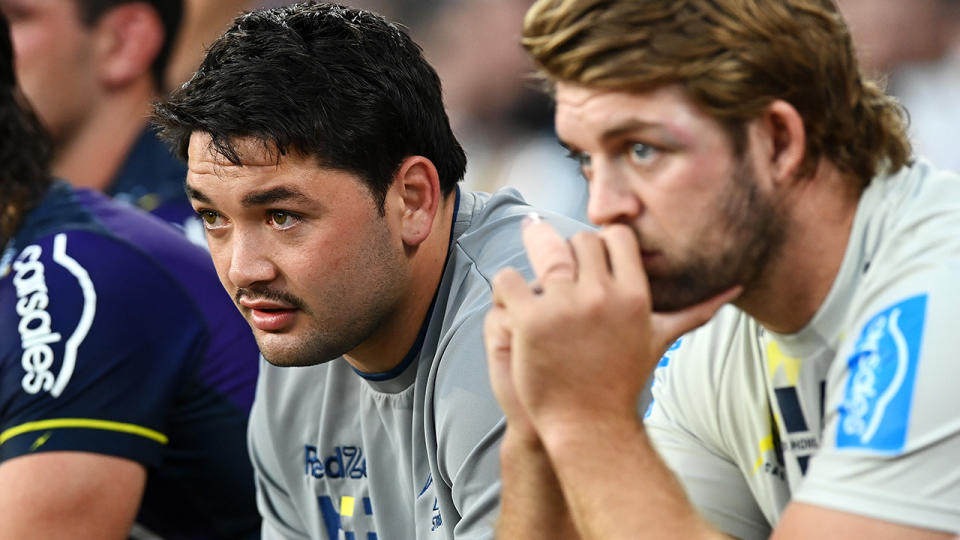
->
[394, 156, 442, 247]
[93, 3, 163, 89]
[759, 99, 806, 185]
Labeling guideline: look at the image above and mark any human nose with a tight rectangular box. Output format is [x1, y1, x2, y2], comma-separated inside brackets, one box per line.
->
[225, 228, 276, 289]
[586, 164, 642, 226]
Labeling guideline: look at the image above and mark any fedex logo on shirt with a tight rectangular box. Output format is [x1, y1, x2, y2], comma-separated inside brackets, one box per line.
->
[305, 445, 368, 479]
[837, 294, 926, 453]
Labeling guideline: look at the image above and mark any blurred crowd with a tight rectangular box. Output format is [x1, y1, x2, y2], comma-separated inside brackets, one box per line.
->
[838, 0, 960, 173]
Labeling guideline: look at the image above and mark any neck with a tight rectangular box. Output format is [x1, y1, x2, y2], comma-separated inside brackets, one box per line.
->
[735, 164, 862, 334]
[52, 78, 155, 191]
[343, 192, 458, 374]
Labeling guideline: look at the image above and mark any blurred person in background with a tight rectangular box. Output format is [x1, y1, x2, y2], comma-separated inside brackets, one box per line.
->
[420, 0, 590, 222]
[164, 0, 250, 90]
[839, 0, 960, 172]
[0, 0, 203, 238]
[0, 11, 261, 538]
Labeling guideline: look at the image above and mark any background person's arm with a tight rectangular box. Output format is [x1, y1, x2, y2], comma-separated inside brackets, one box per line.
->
[0, 452, 145, 539]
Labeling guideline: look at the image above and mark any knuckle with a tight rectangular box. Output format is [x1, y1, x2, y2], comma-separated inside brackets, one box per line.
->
[491, 268, 517, 290]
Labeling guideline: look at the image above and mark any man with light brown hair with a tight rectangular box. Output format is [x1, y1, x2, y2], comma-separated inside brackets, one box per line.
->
[484, 0, 960, 538]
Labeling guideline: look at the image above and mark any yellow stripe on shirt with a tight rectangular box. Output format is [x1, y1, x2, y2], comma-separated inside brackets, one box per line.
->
[0, 418, 168, 446]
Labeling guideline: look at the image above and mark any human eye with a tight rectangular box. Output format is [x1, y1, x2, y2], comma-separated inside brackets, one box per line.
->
[627, 142, 657, 164]
[268, 210, 301, 231]
[196, 209, 228, 230]
[565, 149, 593, 180]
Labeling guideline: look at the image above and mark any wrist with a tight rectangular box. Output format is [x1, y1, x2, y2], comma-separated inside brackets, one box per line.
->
[538, 411, 645, 465]
[501, 424, 548, 456]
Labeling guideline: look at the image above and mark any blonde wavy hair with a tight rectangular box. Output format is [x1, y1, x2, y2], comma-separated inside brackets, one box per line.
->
[523, 0, 911, 186]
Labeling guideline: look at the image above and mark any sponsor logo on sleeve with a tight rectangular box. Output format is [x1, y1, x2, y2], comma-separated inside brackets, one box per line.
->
[837, 294, 926, 453]
[12, 235, 96, 397]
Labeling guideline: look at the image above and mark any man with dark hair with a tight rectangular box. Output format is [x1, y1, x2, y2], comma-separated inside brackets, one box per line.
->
[0, 0, 199, 236]
[0, 11, 261, 539]
[152, 2, 590, 538]
[485, 0, 960, 538]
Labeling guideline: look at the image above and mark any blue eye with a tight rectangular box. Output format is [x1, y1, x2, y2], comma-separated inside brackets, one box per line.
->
[629, 143, 656, 163]
[565, 149, 593, 179]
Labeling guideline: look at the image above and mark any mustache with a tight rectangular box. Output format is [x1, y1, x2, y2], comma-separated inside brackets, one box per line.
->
[235, 286, 307, 311]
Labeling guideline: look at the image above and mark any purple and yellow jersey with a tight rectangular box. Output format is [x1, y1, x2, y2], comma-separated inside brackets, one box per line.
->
[1, 183, 261, 538]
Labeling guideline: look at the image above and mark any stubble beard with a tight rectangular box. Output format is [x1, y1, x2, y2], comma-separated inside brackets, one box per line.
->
[258, 223, 409, 369]
[648, 157, 787, 312]
[260, 285, 404, 368]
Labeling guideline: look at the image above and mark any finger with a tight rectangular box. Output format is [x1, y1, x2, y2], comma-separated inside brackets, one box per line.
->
[601, 224, 647, 285]
[522, 214, 577, 283]
[651, 285, 743, 347]
[483, 305, 512, 359]
[491, 267, 536, 309]
[568, 231, 610, 283]
[483, 307, 519, 412]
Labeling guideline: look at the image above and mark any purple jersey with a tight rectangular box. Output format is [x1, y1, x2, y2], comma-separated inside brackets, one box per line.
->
[1, 183, 261, 538]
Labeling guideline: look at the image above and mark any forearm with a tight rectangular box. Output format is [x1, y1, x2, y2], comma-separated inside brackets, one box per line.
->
[542, 416, 725, 540]
[496, 429, 579, 539]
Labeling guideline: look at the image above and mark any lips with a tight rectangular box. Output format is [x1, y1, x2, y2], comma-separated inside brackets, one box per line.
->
[238, 298, 298, 332]
[248, 308, 297, 332]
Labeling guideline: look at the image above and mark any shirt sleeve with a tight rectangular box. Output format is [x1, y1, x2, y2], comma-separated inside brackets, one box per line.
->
[793, 237, 960, 533]
[428, 306, 504, 539]
[1, 231, 206, 467]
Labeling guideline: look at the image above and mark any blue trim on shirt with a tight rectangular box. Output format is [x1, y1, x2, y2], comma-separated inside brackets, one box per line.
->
[353, 187, 461, 381]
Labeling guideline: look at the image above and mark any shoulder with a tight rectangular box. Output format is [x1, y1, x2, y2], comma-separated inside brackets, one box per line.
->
[450, 188, 595, 284]
[844, 161, 960, 360]
[859, 160, 960, 266]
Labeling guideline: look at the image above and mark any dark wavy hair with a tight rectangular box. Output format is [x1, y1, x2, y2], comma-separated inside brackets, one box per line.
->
[1, 13, 53, 247]
[79, 0, 183, 88]
[525, 0, 911, 188]
[151, 1, 466, 212]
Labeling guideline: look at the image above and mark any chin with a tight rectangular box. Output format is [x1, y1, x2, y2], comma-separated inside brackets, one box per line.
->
[650, 280, 731, 313]
[258, 337, 350, 368]
[261, 351, 332, 368]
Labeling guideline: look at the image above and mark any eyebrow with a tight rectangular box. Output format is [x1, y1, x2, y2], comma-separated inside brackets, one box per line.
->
[558, 119, 680, 153]
[599, 119, 669, 142]
[184, 183, 210, 203]
[184, 184, 313, 207]
[241, 186, 312, 207]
